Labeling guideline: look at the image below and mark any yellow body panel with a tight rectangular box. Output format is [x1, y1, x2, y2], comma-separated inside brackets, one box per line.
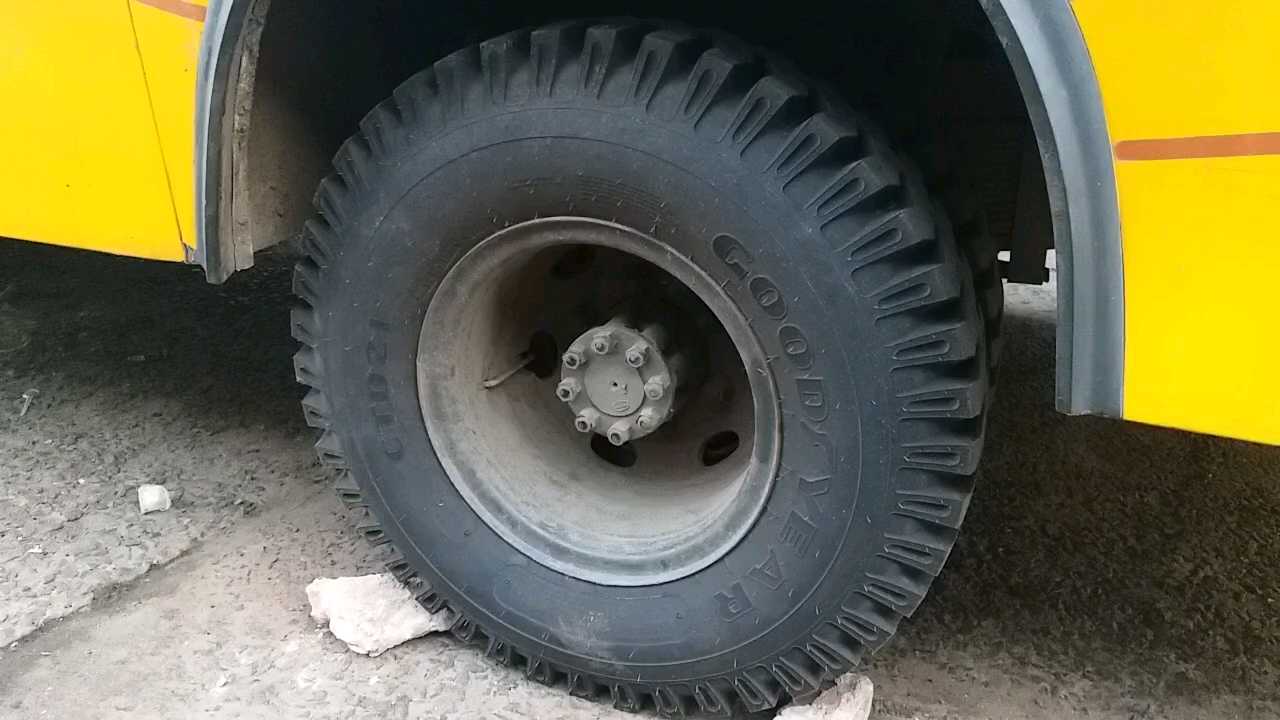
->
[1114, 157, 1280, 444]
[130, 0, 207, 249]
[1074, 1, 1280, 445]
[0, 2, 182, 261]
[1073, 2, 1280, 141]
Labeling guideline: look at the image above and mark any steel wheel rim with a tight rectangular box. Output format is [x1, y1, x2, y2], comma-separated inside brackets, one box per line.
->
[417, 217, 780, 586]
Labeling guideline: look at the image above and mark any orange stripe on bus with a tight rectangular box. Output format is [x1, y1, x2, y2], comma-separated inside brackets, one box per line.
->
[1115, 132, 1280, 161]
[134, 0, 206, 22]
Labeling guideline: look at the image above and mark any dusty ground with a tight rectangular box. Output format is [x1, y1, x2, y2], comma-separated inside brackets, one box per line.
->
[1, 238, 1278, 719]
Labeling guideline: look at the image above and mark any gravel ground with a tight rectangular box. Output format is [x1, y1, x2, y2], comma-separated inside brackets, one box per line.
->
[1, 238, 1278, 719]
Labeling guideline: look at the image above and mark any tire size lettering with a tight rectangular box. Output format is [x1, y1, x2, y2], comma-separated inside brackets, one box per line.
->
[709, 233, 821, 376]
[748, 276, 787, 320]
[710, 233, 835, 621]
[792, 419, 835, 520]
[366, 318, 404, 460]
[778, 324, 813, 370]
[713, 582, 754, 622]
[711, 233, 753, 282]
[779, 511, 817, 556]
[747, 549, 785, 590]
[795, 377, 828, 422]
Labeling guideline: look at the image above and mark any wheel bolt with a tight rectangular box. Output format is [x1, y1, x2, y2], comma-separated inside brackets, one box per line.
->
[644, 374, 670, 401]
[590, 331, 615, 355]
[624, 342, 649, 368]
[635, 408, 660, 431]
[574, 409, 601, 434]
[562, 347, 586, 369]
[555, 378, 581, 403]
[606, 420, 632, 446]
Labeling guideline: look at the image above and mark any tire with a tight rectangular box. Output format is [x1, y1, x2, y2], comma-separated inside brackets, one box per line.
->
[292, 20, 990, 716]
[945, 194, 1004, 383]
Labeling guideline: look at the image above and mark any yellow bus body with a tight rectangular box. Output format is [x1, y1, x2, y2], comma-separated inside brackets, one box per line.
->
[0, 0, 204, 261]
[1074, 1, 1280, 445]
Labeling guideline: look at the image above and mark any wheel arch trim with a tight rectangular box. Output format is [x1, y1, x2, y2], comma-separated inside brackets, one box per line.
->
[979, 0, 1125, 417]
[194, 0, 264, 284]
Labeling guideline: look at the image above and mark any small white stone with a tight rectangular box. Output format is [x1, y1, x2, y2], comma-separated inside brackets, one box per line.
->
[776, 674, 874, 720]
[137, 485, 172, 515]
[305, 573, 450, 656]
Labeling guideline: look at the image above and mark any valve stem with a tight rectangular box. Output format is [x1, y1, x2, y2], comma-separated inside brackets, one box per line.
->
[482, 351, 533, 389]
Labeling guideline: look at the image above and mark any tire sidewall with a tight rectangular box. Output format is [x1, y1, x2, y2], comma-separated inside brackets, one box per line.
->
[321, 102, 907, 682]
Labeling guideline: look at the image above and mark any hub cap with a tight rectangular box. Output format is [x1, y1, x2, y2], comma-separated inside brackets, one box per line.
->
[559, 318, 677, 444]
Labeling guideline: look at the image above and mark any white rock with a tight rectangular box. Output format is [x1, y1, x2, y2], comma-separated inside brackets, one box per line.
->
[777, 674, 874, 720]
[305, 573, 450, 656]
[137, 485, 172, 514]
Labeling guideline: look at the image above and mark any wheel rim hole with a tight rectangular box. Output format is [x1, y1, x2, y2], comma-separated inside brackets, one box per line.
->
[591, 433, 637, 468]
[550, 245, 596, 278]
[524, 330, 559, 378]
[700, 431, 740, 467]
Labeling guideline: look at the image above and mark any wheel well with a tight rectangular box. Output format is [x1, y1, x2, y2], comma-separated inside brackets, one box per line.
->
[221, 0, 1049, 283]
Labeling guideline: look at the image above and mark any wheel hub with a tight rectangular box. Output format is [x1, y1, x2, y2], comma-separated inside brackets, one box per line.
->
[558, 319, 677, 444]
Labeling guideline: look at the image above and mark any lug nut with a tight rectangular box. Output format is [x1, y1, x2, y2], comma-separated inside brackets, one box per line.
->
[590, 331, 615, 355]
[556, 378, 581, 403]
[624, 342, 649, 368]
[606, 420, 632, 446]
[643, 374, 670, 401]
[635, 408, 660, 431]
[574, 409, 602, 434]
[562, 347, 586, 369]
